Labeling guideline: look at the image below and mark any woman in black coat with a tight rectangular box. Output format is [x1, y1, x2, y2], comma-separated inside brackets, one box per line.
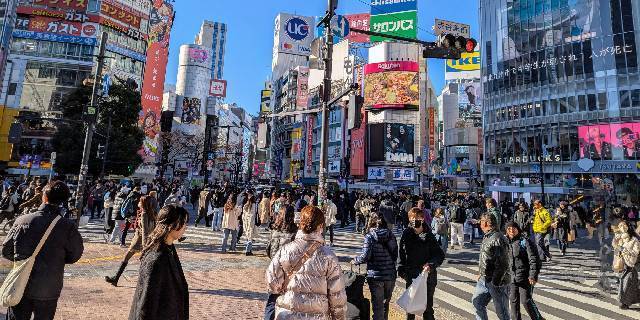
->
[129, 205, 189, 320]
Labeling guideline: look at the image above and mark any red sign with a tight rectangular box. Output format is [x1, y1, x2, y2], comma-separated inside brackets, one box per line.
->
[350, 119, 367, 177]
[20, 16, 98, 38]
[305, 117, 315, 177]
[17, 6, 98, 22]
[345, 13, 370, 43]
[209, 79, 227, 97]
[428, 107, 436, 150]
[101, 1, 141, 28]
[140, 0, 174, 163]
[33, 0, 88, 11]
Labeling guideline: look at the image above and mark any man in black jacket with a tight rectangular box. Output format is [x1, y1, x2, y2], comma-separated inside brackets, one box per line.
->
[398, 208, 445, 320]
[472, 212, 511, 320]
[506, 222, 544, 320]
[2, 181, 84, 320]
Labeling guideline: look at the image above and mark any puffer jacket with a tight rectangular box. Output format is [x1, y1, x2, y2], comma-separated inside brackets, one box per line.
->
[111, 193, 127, 221]
[508, 234, 541, 283]
[398, 228, 445, 283]
[478, 229, 511, 286]
[268, 230, 297, 258]
[533, 207, 552, 234]
[266, 231, 347, 320]
[354, 228, 398, 281]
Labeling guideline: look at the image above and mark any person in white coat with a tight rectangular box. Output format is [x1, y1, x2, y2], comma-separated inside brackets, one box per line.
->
[324, 196, 337, 246]
[242, 193, 258, 256]
[221, 195, 240, 253]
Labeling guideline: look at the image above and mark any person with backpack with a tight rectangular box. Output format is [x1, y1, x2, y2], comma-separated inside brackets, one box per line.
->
[450, 198, 467, 250]
[398, 207, 445, 320]
[2, 181, 83, 320]
[0, 186, 20, 224]
[352, 214, 398, 320]
[108, 189, 127, 245]
[265, 206, 347, 319]
[532, 200, 553, 262]
[505, 222, 544, 320]
[431, 208, 449, 254]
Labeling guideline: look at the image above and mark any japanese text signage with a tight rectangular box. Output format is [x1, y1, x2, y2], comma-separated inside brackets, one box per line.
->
[101, 1, 142, 28]
[304, 116, 315, 177]
[345, 13, 370, 43]
[295, 66, 309, 110]
[433, 19, 470, 38]
[209, 79, 227, 97]
[370, 0, 417, 42]
[140, 0, 174, 163]
[13, 29, 96, 45]
[33, 0, 87, 11]
[17, 15, 98, 38]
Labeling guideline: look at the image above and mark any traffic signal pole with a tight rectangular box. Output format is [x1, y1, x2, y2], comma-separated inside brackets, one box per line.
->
[317, 0, 336, 206]
[75, 32, 108, 223]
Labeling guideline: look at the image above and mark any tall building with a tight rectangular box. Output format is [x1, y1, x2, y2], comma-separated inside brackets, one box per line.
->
[195, 21, 227, 80]
[480, 0, 640, 204]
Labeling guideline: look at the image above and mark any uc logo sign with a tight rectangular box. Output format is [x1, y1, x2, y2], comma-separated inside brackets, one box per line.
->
[286, 17, 309, 41]
[446, 51, 481, 72]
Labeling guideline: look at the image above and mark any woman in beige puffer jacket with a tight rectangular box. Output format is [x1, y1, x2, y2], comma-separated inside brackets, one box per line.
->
[266, 206, 347, 320]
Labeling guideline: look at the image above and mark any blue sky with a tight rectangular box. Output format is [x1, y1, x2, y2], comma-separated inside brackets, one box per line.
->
[165, 0, 479, 115]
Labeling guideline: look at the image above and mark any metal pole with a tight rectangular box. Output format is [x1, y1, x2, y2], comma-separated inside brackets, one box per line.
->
[100, 116, 112, 178]
[75, 32, 108, 222]
[539, 132, 546, 205]
[318, 0, 336, 206]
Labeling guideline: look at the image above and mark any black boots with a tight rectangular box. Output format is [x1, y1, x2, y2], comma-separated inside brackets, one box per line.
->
[105, 261, 128, 287]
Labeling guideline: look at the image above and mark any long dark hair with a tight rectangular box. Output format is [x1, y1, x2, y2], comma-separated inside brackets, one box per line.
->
[140, 205, 189, 258]
[139, 195, 159, 221]
[274, 205, 297, 234]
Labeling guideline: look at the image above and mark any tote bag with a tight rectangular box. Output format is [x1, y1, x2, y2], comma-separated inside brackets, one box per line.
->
[397, 271, 429, 315]
[0, 215, 61, 307]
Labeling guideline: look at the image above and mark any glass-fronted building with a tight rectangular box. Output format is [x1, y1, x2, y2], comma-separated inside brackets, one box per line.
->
[480, 0, 640, 204]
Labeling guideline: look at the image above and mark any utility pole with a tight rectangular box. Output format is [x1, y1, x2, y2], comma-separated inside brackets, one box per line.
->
[100, 116, 112, 178]
[318, 0, 337, 206]
[75, 32, 108, 222]
[539, 132, 546, 205]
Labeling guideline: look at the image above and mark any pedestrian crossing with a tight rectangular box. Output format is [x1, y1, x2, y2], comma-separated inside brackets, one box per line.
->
[77, 222, 638, 319]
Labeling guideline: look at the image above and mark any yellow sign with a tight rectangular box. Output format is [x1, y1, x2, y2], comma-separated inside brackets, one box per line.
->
[446, 51, 480, 72]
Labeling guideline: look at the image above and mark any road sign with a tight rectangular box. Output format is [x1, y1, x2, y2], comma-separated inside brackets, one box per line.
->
[332, 15, 350, 38]
[433, 19, 470, 38]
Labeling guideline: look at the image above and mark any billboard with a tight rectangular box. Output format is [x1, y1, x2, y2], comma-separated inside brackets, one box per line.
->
[304, 116, 315, 177]
[33, 0, 88, 11]
[295, 66, 309, 110]
[100, 0, 142, 28]
[209, 79, 227, 97]
[139, 0, 174, 163]
[445, 51, 481, 80]
[291, 124, 303, 161]
[458, 81, 482, 128]
[364, 61, 419, 109]
[370, 10, 417, 42]
[578, 123, 640, 160]
[181, 97, 202, 125]
[260, 89, 271, 113]
[345, 13, 370, 43]
[275, 13, 314, 56]
[350, 118, 366, 177]
[15, 16, 98, 38]
[369, 123, 415, 163]
[371, 0, 417, 15]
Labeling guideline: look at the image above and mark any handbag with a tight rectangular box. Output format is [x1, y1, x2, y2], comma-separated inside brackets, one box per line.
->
[1, 215, 61, 307]
[612, 251, 626, 273]
[397, 271, 430, 315]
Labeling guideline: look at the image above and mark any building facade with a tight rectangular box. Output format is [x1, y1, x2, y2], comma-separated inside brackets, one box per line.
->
[481, 0, 640, 204]
[194, 21, 226, 81]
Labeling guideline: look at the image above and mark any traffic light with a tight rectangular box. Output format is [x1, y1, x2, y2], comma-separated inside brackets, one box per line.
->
[97, 144, 106, 159]
[423, 34, 477, 60]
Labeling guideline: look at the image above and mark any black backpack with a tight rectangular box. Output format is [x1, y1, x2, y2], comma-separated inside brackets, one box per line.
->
[0, 195, 11, 210]
[454, 207, 467, 223]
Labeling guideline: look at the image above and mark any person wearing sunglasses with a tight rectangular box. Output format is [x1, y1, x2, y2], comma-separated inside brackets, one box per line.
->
[398, 207, 445, 320]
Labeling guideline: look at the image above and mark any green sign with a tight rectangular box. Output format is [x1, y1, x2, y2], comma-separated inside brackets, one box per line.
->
[370, 10, 417, 42]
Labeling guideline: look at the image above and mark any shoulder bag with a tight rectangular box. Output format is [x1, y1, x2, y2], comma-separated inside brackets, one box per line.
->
[1, 215, 61, 307]
[281, 241, 322, 292]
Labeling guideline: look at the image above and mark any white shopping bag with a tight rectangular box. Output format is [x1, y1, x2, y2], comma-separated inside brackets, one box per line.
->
[79, 215, 90, 227]
[396, 271, 429, 315]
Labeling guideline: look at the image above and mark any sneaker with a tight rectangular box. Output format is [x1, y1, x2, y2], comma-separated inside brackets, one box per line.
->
[620, 304, 629, 310]
[245, 252, 253, 256]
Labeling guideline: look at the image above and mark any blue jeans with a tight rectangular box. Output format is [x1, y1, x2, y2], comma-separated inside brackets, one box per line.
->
[369, 279, 395, 320]
[263, 293, 279, 320]
[245, 240, 253, 253]
[211, 208, 223, 231]
[221, 229, 238, 252]
[471, 277, 510, 320]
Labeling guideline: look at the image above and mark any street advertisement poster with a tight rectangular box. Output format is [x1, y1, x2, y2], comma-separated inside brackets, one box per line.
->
[295, 66, 309, 110]
[578, 122, 640, 160]
[210, 79, 227, 97]
[345, 13, 370, 43]
[181, 97, 202, 125]
[364, 61, 419, 109]
[385, 123, 415, 163]
[260, 90, 271, 113]
[34, 0, 88, 11]
[370, 10, 417, 42]
[187, 47, 210, 65]
[445, 51, 480, 80]
[457, 81, 482, 128]
[101, 0, 142, 28]
[140, 0, 174, 163]
[275, 13, 314, 56]
[350, 121, 366, 177]
[304, 116, 315, 177]
[291, 124, 303, 161]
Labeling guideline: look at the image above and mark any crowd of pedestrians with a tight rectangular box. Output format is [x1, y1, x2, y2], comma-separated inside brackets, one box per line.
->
[1, 174, 639, 319]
